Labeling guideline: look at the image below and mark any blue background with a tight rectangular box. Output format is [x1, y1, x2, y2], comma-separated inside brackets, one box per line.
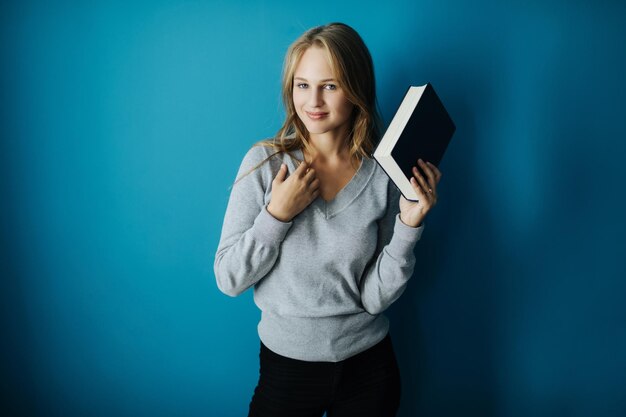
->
[2, 1, 625, 416]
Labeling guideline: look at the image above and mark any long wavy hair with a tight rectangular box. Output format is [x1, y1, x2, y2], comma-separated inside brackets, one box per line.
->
[234, 22, 382, 186]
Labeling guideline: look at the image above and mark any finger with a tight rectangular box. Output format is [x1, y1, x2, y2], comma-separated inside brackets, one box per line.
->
[296, 160, 309, 176]
[412, 168, 436, 203]
[409, 176, 429, 203]
[309, 177, 320, 190]
[418, 159, 436, 187]
[430, 185, 438, 204]
[427, 181, 437, 201]
[304, 166, 317, 182]
[273, 164, 287, 183]
[412, 165, 430, 192]
[426, 161, 442, 183]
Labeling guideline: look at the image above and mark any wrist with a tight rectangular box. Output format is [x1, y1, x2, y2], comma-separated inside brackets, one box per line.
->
[400, 213, 422, 228]
[267, 203, 290, 223]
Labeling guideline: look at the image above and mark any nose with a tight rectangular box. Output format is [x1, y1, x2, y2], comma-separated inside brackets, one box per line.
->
[308, 87, 324, 108]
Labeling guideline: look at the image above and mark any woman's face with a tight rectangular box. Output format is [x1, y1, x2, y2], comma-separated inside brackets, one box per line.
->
[292, 46, 354, 139]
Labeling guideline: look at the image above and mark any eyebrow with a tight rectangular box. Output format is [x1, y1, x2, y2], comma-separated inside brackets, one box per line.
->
[294, 77, 336, 82]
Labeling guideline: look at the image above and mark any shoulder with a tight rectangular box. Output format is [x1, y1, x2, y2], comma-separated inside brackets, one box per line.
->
[367, 156, 401, 204]
[239, 140, 285, 171]
[241, 138, 301, 163]
[234, 140, 289, 187]
[241, 140, 273, 166]
[368, 156, 397, 191]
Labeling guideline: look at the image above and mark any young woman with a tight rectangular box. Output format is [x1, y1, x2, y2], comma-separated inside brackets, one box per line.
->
[214, 22, 442, 417]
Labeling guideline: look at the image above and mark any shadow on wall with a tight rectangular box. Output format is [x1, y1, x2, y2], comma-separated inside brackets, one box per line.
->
[384, 37, 516, 417]
[384, 6, 626, 414]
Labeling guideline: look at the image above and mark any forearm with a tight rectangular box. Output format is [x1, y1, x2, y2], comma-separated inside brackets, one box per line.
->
[359, 214, 423, 314]
[214, 205, 292, 296]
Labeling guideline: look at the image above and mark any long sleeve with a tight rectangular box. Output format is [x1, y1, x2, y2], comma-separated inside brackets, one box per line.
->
[359, 181, 424, 315]
[215, 151, 424, 361]
[214, 146, 293, 297]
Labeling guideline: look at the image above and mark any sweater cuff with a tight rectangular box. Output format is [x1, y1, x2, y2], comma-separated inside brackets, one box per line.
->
[386, 213, 424, 257]
[251, 205, 293, 245]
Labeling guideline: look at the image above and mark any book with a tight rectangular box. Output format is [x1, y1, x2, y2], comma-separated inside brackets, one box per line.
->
[373, 83, 456, 202]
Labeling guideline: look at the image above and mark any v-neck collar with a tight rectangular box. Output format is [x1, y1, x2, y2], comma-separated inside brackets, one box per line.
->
[286, 148, 375, 219]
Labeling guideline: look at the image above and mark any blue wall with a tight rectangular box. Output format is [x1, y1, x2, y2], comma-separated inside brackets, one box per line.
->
[2, 1, 625, 416]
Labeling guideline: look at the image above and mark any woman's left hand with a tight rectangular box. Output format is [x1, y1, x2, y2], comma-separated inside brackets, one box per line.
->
[399, 158, 442, 228]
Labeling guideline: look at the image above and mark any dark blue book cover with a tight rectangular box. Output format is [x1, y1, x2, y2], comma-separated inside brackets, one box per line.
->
[373, 83, 456, 201]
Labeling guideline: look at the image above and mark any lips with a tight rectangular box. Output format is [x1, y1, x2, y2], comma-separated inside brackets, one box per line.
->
[306, 111, 329, 120]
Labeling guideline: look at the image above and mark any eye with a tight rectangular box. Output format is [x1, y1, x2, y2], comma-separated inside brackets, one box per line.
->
[296, 83, 308, 89]
[324, 84, 337, 90]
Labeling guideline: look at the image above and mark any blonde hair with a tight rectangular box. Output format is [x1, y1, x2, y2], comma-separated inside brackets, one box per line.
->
[234, 22, 381, 186]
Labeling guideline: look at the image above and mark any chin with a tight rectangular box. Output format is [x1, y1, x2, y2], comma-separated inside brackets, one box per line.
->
[305, 127, 333, 135]
[302, 120, 333, 133]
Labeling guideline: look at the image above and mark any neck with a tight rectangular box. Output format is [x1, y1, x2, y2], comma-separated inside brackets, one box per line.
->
[305, 126, 352, 164]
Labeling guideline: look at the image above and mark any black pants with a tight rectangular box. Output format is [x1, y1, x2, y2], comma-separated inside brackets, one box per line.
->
[248, 334, 401, 417]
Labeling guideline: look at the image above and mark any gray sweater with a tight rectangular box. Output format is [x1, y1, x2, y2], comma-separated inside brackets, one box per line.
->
[214, 143, 424, 362]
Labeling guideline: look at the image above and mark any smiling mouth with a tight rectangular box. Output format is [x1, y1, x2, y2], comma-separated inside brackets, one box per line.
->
[306, 111, 329, 120]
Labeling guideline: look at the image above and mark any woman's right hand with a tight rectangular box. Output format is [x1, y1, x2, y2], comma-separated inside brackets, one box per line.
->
[267, 161, 320, 222]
